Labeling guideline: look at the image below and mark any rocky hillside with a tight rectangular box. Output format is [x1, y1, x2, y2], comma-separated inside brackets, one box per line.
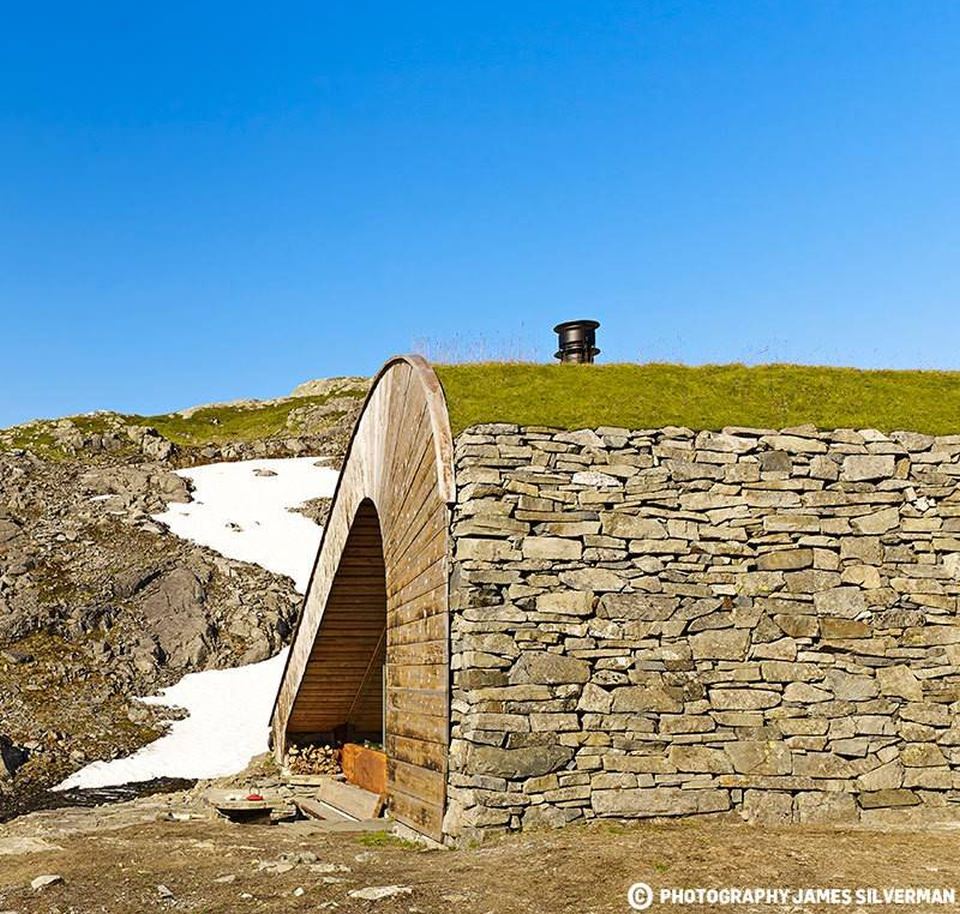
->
[0, 377, 368, 819]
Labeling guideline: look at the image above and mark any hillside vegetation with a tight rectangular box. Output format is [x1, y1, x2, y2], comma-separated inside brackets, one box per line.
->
[435, 362, 960, 437]
[1, 378, 368, 461]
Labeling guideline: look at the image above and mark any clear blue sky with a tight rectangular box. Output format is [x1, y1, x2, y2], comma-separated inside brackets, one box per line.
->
[3, 2, 960, 426]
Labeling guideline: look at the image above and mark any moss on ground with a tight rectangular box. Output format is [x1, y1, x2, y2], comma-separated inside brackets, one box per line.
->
[434, 362, 960, 436]
[356, 831, 423, 850]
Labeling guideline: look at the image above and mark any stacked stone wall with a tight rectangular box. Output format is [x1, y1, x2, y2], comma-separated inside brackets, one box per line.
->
[444, 422, 960, 841]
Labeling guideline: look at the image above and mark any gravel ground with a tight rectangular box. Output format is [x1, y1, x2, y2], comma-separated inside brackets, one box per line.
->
[3, 795, 960, 914]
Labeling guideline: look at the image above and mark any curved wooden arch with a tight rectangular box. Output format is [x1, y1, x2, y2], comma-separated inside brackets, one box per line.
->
[271, 355, 455, 840]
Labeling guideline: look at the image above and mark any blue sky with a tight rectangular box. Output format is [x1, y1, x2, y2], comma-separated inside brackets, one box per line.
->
[2, 2, 960, 426]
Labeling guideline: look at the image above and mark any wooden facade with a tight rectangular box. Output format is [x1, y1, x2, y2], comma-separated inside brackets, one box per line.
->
[271, 355, 455, 841]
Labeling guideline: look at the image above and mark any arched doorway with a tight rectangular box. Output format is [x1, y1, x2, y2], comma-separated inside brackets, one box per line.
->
[272, 355, 455, 841]
[286, 498, 387, 743]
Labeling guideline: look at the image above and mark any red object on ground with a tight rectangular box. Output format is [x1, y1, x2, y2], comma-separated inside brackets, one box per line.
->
[245, 793, 264, 801]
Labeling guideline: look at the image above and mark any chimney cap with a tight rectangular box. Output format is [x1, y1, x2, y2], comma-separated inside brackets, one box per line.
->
[553, 318, 600, 334]
[554, 319, 600, 364]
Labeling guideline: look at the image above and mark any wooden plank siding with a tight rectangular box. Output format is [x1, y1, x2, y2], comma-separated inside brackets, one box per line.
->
[270, 355, 455, 842]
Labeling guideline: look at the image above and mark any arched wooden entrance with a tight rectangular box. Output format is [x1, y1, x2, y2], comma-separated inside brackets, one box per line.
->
[271, 355, 455, 841]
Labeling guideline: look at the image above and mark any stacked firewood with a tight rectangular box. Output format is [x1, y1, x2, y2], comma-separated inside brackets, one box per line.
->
[285, 743, 341, 776]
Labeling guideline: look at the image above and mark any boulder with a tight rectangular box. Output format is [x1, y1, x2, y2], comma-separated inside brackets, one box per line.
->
[137, 568, 213, 669]
[0, 734, 28, 779]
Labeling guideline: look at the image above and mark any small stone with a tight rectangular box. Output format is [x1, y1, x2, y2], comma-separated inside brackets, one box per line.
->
[724, 740, 791, 776]
[858, 760, 903, 791]
[813, 587, 867, 618]
[31, 875, 64, 891]
[809, 456, 839, 481]
[760, 661, 822, 683]
[536, 591, 594, 616]
[572, 471, 620, 488]
[577, 682, 612, 713]
[841, 455, 895, 481]
[280, 851, 319, 865]
[783, 682, 832, 703]
[592, 787, 730, 817]
[522, 537, 582, 560]
[157, 885, 175, 899]
[795, 791, 858, 823]
[462, 743, 574, 778]
[851, 507, 900, 535]
[600, 513, 668, 539]
[820, 618, 872, 640]
[611, 685, 682, 713]
[668, 745, 733, 774]
[510, 652, 590, 685]
[877, 665, 923, 702]
[259, 862, 296, 875]
[841, 565, 882, 589]
[760, 435, 827, 454]
[708, 688, 780, 710]
[760, 450, 792, 472]
[858, 789, 920, 809]
[901, 743, 947, 767]
[891, 431, 934, 452]
[689, 628, 749, 661]
[756, 549, 814, 571]
[559, 568, 625, 592]
[348, 885, 413, 901]
[825, 670, 877, 701]
[840, 537, 883, 564]
[741, 790, 793, 824]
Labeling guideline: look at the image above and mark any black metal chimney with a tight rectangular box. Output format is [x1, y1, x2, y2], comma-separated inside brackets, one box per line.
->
[554, 319, 600, 364]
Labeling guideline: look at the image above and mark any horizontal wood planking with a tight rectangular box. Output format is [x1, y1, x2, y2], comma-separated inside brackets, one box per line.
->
[272, 355, 455, 842]
[387, 733, 447, 773]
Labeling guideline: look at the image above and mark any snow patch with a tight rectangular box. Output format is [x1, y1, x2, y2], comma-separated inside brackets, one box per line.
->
[56, 457, 339, 791]
[57, 650, 290, 789]
[154, 457, 338, 592]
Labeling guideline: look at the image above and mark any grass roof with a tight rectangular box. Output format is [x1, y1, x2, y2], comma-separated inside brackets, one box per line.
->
[434, 363, 960, 437]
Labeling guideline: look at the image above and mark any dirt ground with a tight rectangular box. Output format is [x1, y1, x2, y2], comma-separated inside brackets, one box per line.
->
[3, 800, 960, 914]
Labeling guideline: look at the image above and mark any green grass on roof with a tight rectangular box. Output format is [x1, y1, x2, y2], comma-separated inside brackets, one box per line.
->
[434, 363, 960, 437]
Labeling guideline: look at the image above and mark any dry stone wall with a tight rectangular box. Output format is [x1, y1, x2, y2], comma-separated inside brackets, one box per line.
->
[443, 422, 960, 842]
